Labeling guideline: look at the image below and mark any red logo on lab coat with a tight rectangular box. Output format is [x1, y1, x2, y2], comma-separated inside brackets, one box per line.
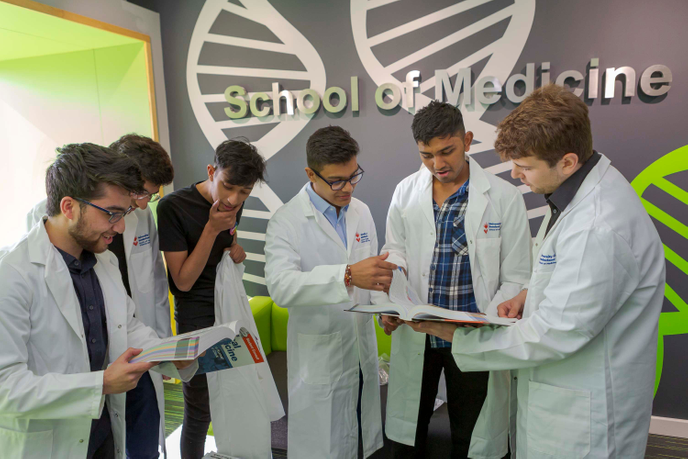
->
[484, 224, 488, 234]
[133, 237, 138, 246]
[356, 232, 361, 242]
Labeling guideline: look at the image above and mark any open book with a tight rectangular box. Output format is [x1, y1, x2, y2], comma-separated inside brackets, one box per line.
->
[130, 320, 265, 374]
[348, 268, 516, 326]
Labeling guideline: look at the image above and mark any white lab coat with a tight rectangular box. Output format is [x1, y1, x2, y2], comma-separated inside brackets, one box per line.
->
[0, 220, 196, 459]
[27, 201, 171, 455]
[264, 184, 384, 459]
[208, 252, 284, 458]
[450, 154, 666, 459]
[372, 157, 532, 458]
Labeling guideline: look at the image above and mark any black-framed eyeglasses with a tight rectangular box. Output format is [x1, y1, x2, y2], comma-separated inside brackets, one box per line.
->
[312, 166, 364, 191]
[135, 191, 161, 202]
[74, 198, 134, 224]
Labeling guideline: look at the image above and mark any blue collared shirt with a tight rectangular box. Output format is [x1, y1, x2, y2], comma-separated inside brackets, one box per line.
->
[306, 183, 348, 248]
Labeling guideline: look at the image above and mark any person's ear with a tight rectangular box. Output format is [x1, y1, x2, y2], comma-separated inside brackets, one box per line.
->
[561, 153, 579, 175]
[463, 131, 474, 152]
[305, 167, 316, 183]
[61, 197, 78, 221]
[207, 165, 215, 181]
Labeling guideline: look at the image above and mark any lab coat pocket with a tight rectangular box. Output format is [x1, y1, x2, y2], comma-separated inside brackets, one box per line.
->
[297, 332, 343, 386]
[0, 427, 53, 458]
[130, 249, 154, 292]
[526, 381, 591, 458]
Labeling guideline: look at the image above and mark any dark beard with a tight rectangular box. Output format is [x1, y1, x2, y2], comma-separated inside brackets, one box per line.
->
[68, 215, 105, 254]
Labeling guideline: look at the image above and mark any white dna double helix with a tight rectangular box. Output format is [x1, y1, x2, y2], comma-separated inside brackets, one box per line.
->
[187, 0, 326, 292]
[351, 0, 547, 221]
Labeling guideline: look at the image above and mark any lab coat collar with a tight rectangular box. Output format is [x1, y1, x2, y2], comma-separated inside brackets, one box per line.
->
[28, 217, 51, 265]
[296, 184, 355, 256]
[417, 156, 491, 196]
[544, 153, 612, 237]
[546, 151, 601, 215]
[417, 156, 491, 231]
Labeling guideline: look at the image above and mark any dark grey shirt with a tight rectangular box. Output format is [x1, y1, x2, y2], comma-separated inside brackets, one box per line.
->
[544, 151, 601, 236]
[57, 248, 111, 459]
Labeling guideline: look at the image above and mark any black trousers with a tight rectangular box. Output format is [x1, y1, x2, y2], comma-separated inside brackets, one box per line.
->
[389, 337, 489, 459]
[178, 322, 212, 459]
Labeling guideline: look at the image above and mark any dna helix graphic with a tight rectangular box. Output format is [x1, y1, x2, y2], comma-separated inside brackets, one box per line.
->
[630, 145, 688, 397]
[187, 0, 326, 294]
[351, 0, 547, 222]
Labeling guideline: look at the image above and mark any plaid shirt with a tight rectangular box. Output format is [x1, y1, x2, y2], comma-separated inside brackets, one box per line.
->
[428, 180, 478, 348]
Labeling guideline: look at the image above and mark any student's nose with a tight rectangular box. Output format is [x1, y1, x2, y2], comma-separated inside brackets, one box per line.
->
[113, 217, 126, 234]
[227, 191, 239, 206]
[511, 165, 522, 180]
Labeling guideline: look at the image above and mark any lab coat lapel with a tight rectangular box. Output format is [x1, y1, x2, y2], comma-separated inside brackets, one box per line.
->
[123, 210, 138, 263]
[345, 204, 360, 258]
[420, 169, 435, 229]
[94, 255, 127, 363]
[45, 248, 85, 339]
[29, 223, 85, 340]
[297, 186, 347, 255]
[465, 157, 491, 261]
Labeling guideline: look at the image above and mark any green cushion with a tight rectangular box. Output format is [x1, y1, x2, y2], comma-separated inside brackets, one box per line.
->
[271, 302, 289, 352]
[374, 319, 392, 357]
[251, 295, 390, 358]
[249, 296, 273, 355]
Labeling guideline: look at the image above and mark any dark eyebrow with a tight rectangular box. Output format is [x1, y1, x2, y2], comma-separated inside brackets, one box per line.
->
[420, 145, 454, 155]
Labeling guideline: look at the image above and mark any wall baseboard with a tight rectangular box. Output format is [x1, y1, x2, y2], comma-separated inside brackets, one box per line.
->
[650, 416, 688, 439]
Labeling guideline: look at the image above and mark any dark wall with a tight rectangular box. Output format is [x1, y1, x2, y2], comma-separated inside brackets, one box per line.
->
[133, 0, 688, 420]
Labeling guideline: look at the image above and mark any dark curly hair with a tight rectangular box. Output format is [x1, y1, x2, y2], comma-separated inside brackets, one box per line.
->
[109, 134, 174, 186]
[411, 100, 466, 145]
[214, 137, 267, 187]
[45, 143, 144, 217]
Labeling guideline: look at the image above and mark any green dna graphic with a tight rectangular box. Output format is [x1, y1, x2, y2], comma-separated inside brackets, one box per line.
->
[631, 145, 688, 396]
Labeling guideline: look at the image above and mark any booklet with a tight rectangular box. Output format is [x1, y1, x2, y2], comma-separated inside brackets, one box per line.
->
[348, 268, 516, 326]
[130, 320, 265, 374]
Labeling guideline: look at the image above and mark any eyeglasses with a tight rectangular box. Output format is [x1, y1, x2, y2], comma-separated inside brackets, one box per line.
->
[74, 198, 134, 224]
[312, 166, 365, 191]
[134, 191, 161, 202]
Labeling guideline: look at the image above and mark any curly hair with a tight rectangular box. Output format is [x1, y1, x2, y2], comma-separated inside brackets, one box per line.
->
[109, 134, 174, 186]
[45, 143, 144, 217]
[494, 84, 593, 167]
[411, 100, 466, 145]
[214, 137, 267, 187]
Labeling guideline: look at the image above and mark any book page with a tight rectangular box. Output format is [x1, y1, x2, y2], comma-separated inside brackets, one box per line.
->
[389, 267, 423, 307]
[130, 321, 249, 364]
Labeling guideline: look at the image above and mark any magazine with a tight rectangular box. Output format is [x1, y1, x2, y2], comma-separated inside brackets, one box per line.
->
[348, 268, 516, 326]
[130, 320, 265, 374]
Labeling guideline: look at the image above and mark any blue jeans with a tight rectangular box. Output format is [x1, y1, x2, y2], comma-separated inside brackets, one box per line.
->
[126, 371, 160, 459]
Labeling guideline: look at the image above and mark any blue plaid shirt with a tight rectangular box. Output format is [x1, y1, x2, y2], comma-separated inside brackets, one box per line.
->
[428, 179, 478, 348]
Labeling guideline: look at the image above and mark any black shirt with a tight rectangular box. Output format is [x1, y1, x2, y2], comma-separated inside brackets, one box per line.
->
[57, 248, 111, 459]
[108, 233, 131, 297]
[157, 182, 242, 327]
[544, 151, 601, 236]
